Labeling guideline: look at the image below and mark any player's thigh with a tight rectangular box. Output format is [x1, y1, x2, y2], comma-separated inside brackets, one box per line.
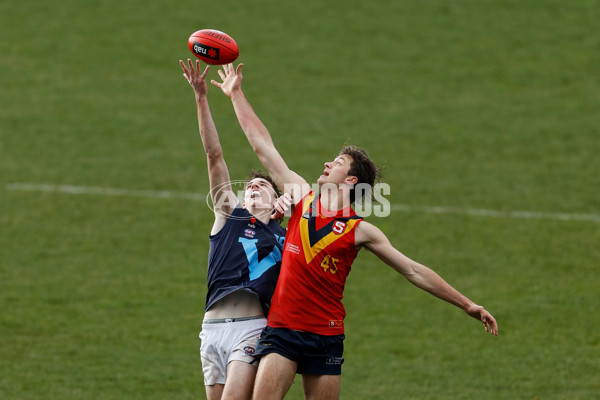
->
[205, 383, 224, 400]
[302, 374, 341, 400]
[221, 360, 257, 400]
[253, 353, 297, 400]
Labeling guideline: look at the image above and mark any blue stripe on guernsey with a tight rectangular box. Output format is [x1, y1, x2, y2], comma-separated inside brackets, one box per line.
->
[238, 237, 283, 280]
[205, 206, 286, 315]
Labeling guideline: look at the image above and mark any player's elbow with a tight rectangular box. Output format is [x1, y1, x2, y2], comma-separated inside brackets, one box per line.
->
[403, 262, 426, 284]
[250, 140, 264, 155]
[205, 147, 224, 161]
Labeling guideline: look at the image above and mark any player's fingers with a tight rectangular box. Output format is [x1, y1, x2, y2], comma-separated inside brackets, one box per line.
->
[236, 63, 244, 76]
[201, 65, 210, 78]
[179, 60, 190, 75]
[284, 192, 292, 205]
[187, 58, 195, 72]
[217, 69, 225, 80]
[210, 80, 221, 88]
[482, 313, 498, 335]
[488, 315, 498, 335]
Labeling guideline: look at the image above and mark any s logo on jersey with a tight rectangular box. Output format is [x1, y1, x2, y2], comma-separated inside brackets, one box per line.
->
[332, 221, 346, 235]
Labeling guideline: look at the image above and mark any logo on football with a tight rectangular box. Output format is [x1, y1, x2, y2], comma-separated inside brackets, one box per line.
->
[192, 42, 220, 61]
[188, 29, 239, 65]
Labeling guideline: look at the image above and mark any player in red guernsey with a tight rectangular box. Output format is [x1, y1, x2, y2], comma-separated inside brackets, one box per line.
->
[213, 63, 498, 400]
[267, 190, 362, 335]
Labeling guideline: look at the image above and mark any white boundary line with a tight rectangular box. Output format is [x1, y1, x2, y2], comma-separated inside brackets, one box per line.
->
[390, 204, 600, 223]
[5, 183, 205, 201]
[6, 182, 600, 223]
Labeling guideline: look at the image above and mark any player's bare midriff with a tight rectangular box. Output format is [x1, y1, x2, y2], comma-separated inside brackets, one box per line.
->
[203, 289, 265, 320]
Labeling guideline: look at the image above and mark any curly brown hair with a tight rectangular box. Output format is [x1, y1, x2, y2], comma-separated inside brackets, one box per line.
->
[339, 145, 381, 204]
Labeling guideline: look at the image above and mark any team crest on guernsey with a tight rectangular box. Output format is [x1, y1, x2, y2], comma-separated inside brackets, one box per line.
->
[244, 229, 256, 238]
[332, 220, 346, 235]
[298, 194, 361, 264]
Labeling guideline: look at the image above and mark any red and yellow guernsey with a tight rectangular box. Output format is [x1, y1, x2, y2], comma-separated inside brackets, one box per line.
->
[267, 191, 363, 335]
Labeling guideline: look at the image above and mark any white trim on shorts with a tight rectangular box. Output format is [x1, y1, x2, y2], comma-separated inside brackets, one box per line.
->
[199, 316, 267, 386]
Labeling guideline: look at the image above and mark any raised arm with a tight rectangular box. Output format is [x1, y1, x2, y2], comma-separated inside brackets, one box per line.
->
[211, 63, 311, 204]
[355, 221, 498, 335]
[180, 59, 237, 232]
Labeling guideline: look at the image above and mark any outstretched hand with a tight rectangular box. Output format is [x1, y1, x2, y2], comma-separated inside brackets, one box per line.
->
[211, 63, 243, 98]
[466, 304, 498, 335]
[180, 59, 209, 97]
[271, 193, 293, 220]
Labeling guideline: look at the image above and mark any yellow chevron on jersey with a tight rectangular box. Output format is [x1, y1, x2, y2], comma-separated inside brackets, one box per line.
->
[298, 194, 361, 265]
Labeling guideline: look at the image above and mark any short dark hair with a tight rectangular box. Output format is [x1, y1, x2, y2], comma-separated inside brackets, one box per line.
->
[246, 170, 282, 197]
[339, 145, 381, 204]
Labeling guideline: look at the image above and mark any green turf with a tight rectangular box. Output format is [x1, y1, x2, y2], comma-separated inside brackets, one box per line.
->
[1, 0, 599, 398]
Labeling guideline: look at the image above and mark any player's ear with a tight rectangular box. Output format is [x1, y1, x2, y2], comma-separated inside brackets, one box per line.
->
[346, 176, 358, 185]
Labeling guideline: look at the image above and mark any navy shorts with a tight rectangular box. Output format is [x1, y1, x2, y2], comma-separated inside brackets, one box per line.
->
[255, 326, 345, 375]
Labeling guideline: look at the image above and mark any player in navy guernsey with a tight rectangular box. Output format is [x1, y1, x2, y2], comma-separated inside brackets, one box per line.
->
[180, 59, 287, 400]
[205, 205, 285, 316]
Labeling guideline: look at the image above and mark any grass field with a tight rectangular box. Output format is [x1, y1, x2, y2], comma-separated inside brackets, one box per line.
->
[1, 0, 599, 398]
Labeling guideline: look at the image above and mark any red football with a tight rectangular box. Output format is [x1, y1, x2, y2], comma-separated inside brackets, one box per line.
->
[188, 29, 239, 65]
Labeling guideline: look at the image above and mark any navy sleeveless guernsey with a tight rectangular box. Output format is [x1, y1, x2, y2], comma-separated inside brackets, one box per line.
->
[205, 206, 286, 315]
